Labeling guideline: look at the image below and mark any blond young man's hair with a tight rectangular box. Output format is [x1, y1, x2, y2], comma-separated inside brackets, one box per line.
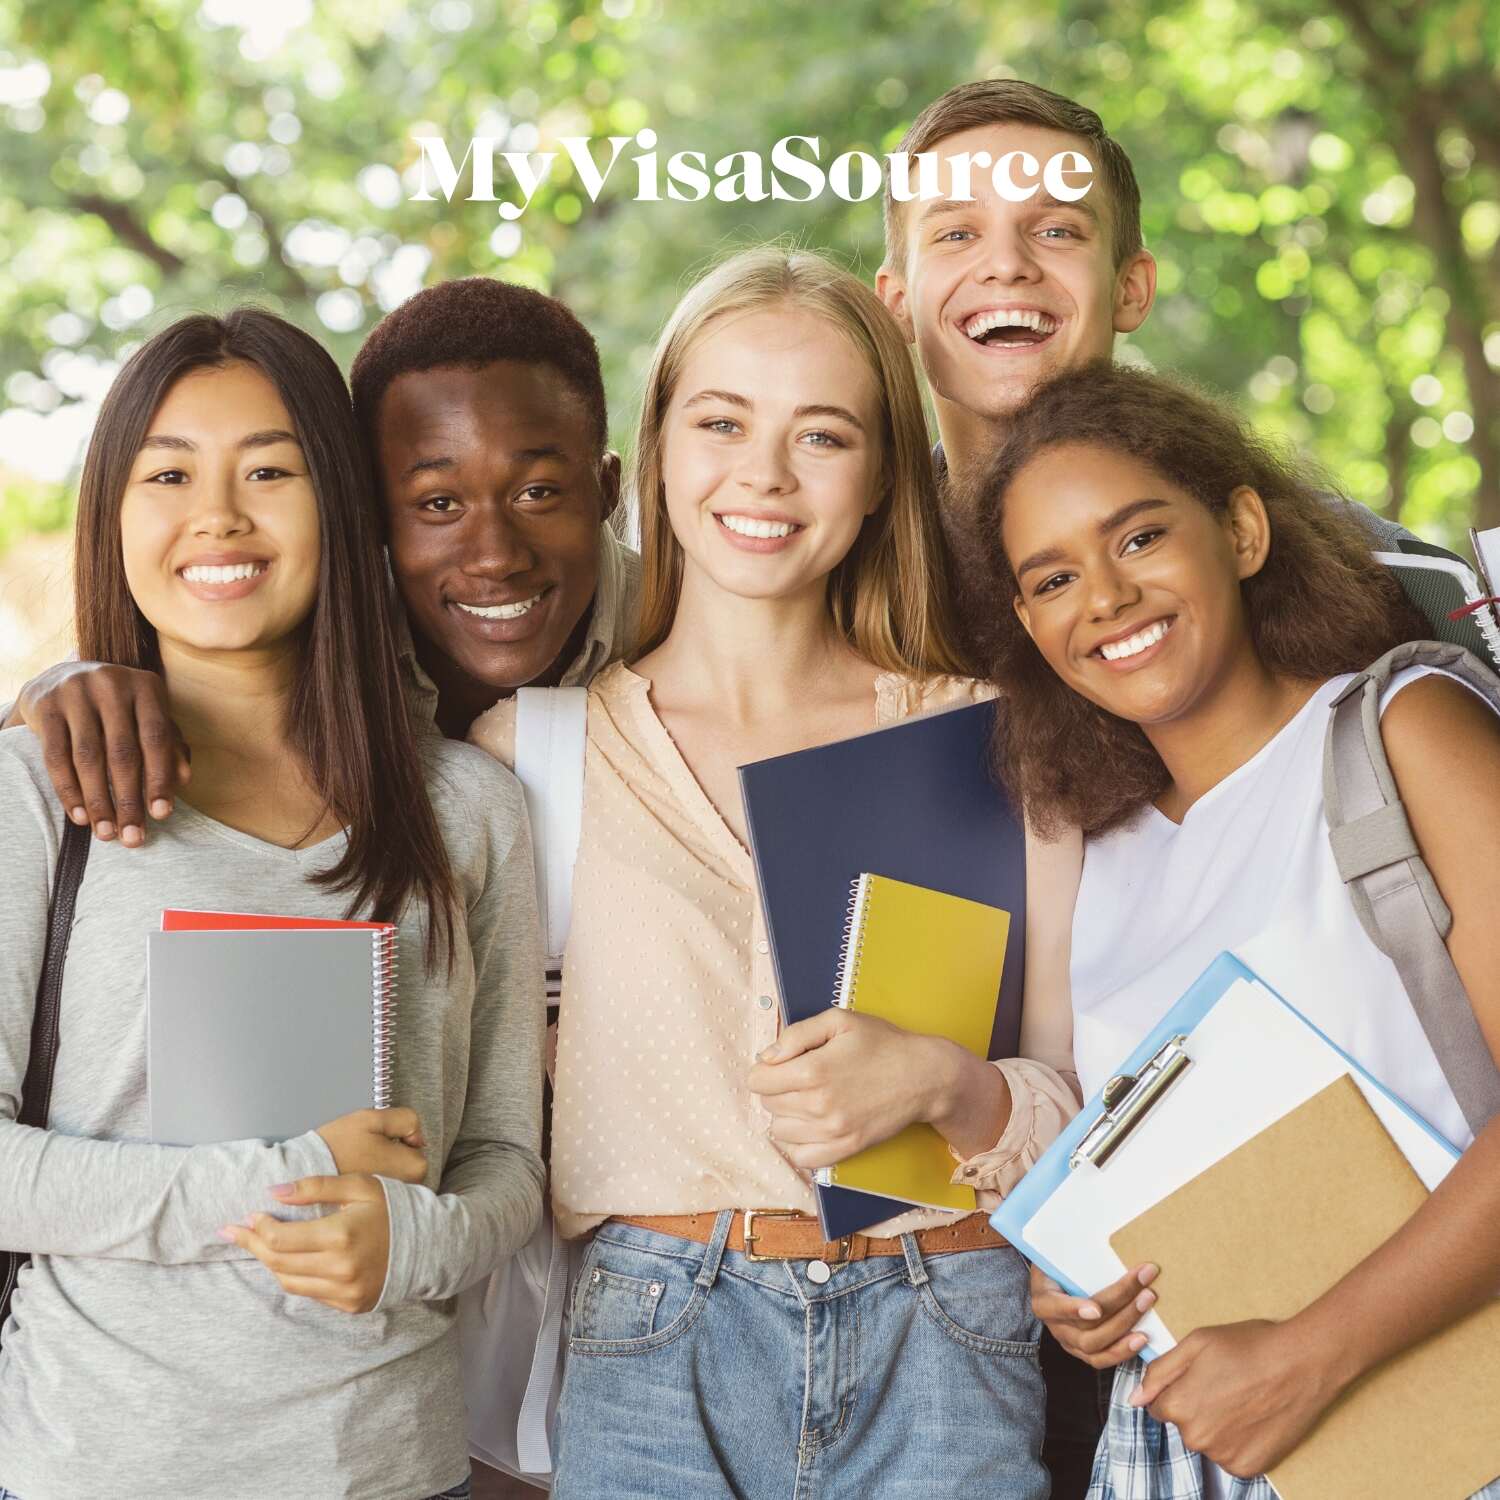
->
[882, 79, 1144, 272]
[632, 245, 963, 677]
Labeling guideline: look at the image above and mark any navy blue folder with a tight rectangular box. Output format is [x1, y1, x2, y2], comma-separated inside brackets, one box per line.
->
[738, 698, 1026, 1237]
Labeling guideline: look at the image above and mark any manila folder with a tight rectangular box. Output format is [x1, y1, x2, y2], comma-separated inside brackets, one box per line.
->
[1110, 1075, 1500, 1500]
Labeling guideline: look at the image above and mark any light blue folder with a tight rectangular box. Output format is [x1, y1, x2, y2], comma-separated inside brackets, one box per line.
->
[991, 952, 1460, 1321]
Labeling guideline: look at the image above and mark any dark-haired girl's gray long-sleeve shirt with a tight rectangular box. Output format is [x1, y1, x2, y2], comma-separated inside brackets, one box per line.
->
[0, 727, 545, 1500]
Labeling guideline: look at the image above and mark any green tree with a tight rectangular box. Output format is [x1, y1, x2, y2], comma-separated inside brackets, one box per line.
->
[0, 0, 1495, 557]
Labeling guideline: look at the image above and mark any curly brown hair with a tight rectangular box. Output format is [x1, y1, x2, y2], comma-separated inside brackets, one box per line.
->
[973, 361, 1427, 837]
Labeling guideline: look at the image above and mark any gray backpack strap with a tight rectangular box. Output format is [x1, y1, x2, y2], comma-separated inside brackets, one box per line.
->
[513, 686, 587, 1000]
[1323, 640, 1500, 1136]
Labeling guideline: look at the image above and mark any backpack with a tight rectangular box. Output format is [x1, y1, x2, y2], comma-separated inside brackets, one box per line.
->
[1324, 640, 1500, 1135]
[459, 686, 587, 1490]
[1375, 544, 1500, 673]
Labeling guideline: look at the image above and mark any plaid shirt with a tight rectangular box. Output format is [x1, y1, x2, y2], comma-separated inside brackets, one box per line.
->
[1091, 1360, 1500, 1500]
[1088, 1361, 1274, 1500]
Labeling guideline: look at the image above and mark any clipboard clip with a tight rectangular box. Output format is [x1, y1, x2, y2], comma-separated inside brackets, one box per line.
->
[1069, 1034, 1193, 1170]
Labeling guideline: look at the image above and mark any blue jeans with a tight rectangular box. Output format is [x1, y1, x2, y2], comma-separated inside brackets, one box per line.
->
[0, 1482, 471, 1499]
[552, 1211, 1047, 1499]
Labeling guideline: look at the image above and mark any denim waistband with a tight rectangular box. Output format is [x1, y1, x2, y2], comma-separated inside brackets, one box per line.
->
[590, 1211, 1018, 1303]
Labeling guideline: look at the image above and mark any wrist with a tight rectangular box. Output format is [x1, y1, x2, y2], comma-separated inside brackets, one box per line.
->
[1281, 1299, 1370, 1401]
[922, 1040, 1010, 1157]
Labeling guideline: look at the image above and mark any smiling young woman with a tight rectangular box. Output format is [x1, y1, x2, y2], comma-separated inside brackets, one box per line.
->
[975, 362, 1500, 1500]
[469, 246, 1082, 1499]
[0, 309, 545, 1500]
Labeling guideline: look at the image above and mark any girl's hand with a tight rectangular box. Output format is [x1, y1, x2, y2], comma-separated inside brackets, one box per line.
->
[1031, 1261, 1158, 1368]
[315, 1107, 427, 1182]
[218, 1174, 393, 1314]
[1132, 1319, 1344, 1478]
[748, 1008, 975, 1168]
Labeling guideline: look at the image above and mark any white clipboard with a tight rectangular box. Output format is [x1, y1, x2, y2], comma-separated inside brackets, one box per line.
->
[991, 952, 1459, 1355]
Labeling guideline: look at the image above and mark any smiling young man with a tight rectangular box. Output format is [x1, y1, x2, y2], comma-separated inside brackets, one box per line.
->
[877, 81, 1156, 594]
[351, 278, 639, 740]
[5, 277, 640, 831]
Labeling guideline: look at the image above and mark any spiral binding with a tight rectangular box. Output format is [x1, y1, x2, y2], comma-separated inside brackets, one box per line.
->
[371, 926, 398, 1108]
[832, 873, 873, 1009]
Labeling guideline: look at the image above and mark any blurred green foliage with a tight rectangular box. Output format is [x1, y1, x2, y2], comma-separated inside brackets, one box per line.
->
[0, 0, 1496, 552]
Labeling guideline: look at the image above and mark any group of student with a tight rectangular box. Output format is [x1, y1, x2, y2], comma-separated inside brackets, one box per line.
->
[1, 78, 1497, 1500]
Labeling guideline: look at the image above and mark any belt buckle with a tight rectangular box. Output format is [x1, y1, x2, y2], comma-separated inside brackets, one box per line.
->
[742, 1210, 805, 1261]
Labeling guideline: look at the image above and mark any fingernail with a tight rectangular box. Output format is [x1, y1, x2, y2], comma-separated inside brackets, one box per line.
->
[69, 806, 88, 825]
[121, 825, 143, 847]
[150, 799, 172, 819]
[1128, 1388, 1147, 1408]
[96, 821, 115, 840]
[242, 1214, 257, 1228]
[1136, 1290, 1156, 1313]
[216, 1226, 237, 1241]
[1078, 1303, 1102, 1321]
[1128, 1333, 1148, 1351]
[268, 1182, 294, 1197]
[758, 1045, 780, 1062]
[1138, 1263, 1160, 1286]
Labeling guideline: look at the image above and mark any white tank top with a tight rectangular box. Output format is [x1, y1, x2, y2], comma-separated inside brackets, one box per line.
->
[1071, 666, 1485, 1155]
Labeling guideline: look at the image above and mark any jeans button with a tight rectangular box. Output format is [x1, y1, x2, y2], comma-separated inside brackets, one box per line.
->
[806, 1259, 831, 1285]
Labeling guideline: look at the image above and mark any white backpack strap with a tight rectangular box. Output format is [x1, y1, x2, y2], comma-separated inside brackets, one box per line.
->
[1323, 640, 1500, 1136]
[499, 684, 587, 1480]
[514, 686, 587, 1002]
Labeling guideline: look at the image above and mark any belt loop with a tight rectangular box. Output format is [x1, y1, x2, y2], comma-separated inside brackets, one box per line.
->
[899, 1230, 929, 1287]
[696, 1209, 734, 1289]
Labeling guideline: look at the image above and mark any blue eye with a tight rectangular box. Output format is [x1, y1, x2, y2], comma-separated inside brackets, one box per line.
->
[802, 431, 845, 448]
[700, 417, 740, 434]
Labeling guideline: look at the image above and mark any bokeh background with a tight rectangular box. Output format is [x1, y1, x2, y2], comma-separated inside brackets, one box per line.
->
[2, 0, 1498, 700]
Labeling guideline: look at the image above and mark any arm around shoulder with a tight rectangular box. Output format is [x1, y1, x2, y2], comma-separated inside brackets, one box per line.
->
[0, 737, 340, 1263]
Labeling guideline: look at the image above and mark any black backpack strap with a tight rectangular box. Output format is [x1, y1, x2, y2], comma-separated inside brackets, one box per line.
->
[1, 819, 92, 1340]
[1323, 641, 1500, 1136]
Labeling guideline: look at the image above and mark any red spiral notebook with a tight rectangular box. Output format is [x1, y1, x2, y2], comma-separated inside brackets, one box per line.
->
[148, 909, 398, 1145]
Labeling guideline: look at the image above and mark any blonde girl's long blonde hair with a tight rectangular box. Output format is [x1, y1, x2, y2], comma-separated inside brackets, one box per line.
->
[631, 246, 963, 676]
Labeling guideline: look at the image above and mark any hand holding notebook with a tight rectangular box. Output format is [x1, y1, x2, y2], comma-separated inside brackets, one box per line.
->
[1112, 1077, 1500, 1500]
[810, 873, 1009, 1213]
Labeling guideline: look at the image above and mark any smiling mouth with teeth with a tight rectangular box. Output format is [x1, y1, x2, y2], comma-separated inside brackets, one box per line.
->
[1096, 618, 1174, 661]
[962, 309, 1060, 348]
[455, 593, 545, 620]
[717, 514, 802, 540]
[179, 562, 269, 584]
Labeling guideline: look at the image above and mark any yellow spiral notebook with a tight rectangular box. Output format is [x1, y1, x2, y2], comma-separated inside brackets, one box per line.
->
[813, 873, 1011, 1212]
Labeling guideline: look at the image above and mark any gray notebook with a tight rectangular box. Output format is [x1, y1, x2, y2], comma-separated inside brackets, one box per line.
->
[147, 928, 396, 1145]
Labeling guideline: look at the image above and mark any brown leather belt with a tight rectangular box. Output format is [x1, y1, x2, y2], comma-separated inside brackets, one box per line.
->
[612, 1209, 1007, 1264]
